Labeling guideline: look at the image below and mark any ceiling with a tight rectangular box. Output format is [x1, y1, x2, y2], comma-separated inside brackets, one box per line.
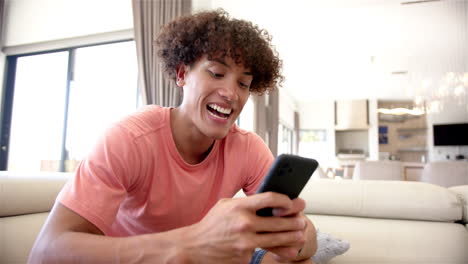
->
[207, 0, 468, 102]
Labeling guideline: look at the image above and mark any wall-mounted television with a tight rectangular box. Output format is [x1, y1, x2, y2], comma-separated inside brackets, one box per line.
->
[433, 123, 468, 146]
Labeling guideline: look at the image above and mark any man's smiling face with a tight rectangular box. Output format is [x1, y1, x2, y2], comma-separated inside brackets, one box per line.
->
[176, 55, 253, 139]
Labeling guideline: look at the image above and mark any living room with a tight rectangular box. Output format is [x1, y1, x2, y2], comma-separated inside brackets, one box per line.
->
[0, 0, 467, 263]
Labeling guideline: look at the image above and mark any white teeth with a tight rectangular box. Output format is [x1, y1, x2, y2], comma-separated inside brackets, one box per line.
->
[208, 103, 232, 115]
[208, 110, 228, 119]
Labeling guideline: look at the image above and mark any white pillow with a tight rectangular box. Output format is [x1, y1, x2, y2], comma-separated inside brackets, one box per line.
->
[311, 229, 350, 264]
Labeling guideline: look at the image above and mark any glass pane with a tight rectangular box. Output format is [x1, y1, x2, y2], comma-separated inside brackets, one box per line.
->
[298, 129, 329, 167]
[238, 97, 254, 131]
[65, 41, 138, 172]
[278, 123, 293, 155]
[8, 51, 69, 172]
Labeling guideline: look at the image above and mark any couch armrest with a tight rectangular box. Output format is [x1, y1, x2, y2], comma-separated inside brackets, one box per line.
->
[449, 185, 468, 224]
[0, 171, 71, 217]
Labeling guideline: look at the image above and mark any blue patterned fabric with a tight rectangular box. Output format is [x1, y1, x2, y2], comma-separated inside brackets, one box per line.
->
[250, 249, 267, 264]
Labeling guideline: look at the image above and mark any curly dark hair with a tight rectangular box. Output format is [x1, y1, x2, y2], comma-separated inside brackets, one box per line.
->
[155, 9, 283, 94]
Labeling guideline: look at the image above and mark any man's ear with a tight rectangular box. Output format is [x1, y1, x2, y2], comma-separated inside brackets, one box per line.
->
[176, 64, 188, 87]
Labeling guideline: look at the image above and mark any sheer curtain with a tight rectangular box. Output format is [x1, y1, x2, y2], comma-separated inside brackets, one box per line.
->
[132, 0, 191, 107]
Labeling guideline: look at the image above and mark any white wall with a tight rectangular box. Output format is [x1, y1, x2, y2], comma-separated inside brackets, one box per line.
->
[299, 100, 334, 130]
[3, 0, 133, 47]
[192, 0, 212, 12]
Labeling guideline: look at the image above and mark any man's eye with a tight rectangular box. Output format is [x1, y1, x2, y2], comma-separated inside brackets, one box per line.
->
[239, 82, 250, 89]
[209, 71, 224, 78]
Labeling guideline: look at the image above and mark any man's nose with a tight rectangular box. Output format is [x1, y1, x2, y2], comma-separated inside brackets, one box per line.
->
[218, 80, 238, 101]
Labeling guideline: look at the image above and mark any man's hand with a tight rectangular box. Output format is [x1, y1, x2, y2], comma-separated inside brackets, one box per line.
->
[262, 252, 316, 264]
[258, 195, 317, 263]
[265, 211, 317, 262]
[180, 192, 309, 263]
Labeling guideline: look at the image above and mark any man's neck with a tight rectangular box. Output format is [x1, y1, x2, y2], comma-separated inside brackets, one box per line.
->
[170, 108, 215, 165]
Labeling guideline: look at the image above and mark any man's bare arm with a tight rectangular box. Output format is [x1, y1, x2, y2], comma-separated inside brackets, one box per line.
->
[28, 202, 189, 263]
[29, 193, 308, 264]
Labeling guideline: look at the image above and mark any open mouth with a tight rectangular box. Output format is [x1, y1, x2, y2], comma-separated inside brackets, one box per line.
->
[206, 103, 232, 120]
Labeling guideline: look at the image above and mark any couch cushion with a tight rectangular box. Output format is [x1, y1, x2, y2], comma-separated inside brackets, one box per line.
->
[0, 212, 49, 264]
[0, 171, 70, 216]
[449, 185, 468, 224]
[301, 179, 462, 222]
[308, 214, 468, 264]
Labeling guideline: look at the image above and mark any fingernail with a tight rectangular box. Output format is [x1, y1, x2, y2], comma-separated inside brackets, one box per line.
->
[297, 247, 304, 257]
[272, 208, 285, 216]
[296, 231, 303, 240]
[297, 219, 306, 228]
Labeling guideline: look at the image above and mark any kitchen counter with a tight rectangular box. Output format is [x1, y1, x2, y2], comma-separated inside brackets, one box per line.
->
[402, 162, 425, 181]
[331, 161, 426, 180]
[402, 162, 425, 167]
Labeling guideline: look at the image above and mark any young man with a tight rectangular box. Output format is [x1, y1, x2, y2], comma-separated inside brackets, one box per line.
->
[29, 10, 317, 264]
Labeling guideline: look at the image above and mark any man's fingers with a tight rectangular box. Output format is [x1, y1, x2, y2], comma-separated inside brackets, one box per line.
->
[255, 230, 306, 250]
[266, 246, 303, 261]
[242, 192, 293, 212]
[254, 215, 306, 233]
[272, 198, 306, 217]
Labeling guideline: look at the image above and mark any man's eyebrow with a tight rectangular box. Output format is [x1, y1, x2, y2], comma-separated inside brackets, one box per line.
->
[212, 58, 229, 67]
[212, 58, 253, 76]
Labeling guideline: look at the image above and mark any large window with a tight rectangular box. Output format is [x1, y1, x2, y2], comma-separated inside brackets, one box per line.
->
[3, 41, 139, 172]
[278, 122, 294, 155]
[7, 51, 69, 172]
[64, 42, 138, 171]
[237, 97, 255, 132]
[298, 129, 328, 164]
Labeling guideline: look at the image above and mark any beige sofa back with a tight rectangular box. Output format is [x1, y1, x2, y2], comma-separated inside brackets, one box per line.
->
[301, 179, 465, 223]
[0, 172, 70, 264]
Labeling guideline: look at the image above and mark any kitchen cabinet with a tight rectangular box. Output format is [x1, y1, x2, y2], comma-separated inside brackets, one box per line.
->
[335, 99, 369, 130]
[405, 166, 424, 181]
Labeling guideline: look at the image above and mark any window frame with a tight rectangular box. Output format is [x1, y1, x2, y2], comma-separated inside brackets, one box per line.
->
[0, 39, 135, 171]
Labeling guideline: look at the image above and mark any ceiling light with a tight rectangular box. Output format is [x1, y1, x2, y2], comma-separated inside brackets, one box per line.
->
[401, 0, 442, 5]
[378, 107, 425, 116]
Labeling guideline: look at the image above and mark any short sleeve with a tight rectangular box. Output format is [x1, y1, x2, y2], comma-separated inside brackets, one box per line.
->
[242, 133, 274, 195]
[57, 124, 141, 235]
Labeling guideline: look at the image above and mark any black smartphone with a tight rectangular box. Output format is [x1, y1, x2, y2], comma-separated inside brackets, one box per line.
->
[255, 154, 318, 217]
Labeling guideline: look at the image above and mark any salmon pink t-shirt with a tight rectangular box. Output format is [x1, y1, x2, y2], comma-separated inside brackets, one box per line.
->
[57, 105, 274, 237]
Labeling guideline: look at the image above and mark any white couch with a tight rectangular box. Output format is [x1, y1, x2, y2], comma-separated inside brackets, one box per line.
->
[302, 179, 468, 263]
[1, 171, 467, 264]
[420, 161, 468, 187]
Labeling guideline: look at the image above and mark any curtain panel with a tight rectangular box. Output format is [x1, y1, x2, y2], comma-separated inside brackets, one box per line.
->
[132, 0, 191, 107]
[0, 0, 5, 47]
[254, 91, 279, 156]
